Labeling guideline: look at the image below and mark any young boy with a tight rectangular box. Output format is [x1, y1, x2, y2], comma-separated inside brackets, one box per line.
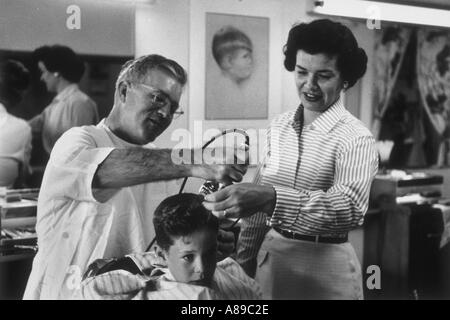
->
[79, 193, 261, 300]
[212, 26, 254, 85]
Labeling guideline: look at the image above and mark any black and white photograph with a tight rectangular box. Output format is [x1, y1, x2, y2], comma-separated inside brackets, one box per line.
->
[0, 0, 450, 307]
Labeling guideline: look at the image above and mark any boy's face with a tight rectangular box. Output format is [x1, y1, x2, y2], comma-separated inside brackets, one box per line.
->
[227, 48, 253, 82]
[163, 227, 217, 287]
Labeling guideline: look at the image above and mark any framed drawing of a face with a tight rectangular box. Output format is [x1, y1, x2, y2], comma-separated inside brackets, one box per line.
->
[205, 13, 269, 120]
[189, 0, 283, 141]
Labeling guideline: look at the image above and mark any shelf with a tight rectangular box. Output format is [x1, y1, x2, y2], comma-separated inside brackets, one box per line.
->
[0, 199, 37, 220]
[0, 251, 35, 263]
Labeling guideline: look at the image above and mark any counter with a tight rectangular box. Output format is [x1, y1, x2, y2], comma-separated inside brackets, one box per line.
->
[0, 190, 38, 299]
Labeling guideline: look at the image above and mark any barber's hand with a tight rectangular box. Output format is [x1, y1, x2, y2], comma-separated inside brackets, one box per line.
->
[217, 229, 235, 261]
[203, 183, 276, 219]
[192, 146, 248, 185]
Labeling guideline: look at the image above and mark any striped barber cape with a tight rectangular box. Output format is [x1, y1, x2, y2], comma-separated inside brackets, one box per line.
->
[78, 252, 261, 300]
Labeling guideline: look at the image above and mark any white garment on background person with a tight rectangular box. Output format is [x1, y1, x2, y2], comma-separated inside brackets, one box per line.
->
[0, 103, 32, 187]
[29, 84, 98, 154]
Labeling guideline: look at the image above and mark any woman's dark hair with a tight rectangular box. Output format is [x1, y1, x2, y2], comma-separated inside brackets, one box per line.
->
[33, 45, 85, 83]
[283, 19, 367, 88]
[153, 193, 219, 251]
[0, 59, 30, 108]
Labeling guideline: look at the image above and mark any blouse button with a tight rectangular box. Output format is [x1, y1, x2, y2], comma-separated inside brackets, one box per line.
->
[62, 232, 69, 239]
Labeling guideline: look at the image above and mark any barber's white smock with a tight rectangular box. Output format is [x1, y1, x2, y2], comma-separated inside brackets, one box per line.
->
[24, 120, 176, 299]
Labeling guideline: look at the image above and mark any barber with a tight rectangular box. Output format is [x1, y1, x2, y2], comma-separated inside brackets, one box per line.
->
[24, 54, 246, 300]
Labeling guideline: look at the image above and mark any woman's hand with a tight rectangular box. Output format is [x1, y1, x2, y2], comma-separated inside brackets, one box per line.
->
[203, 183, 276, 219]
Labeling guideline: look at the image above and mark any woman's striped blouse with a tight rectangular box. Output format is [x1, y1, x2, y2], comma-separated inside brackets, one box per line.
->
[237, 99, 379, 268]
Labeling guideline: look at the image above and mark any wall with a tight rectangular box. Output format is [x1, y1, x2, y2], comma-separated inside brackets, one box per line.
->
[135, 0, 190, 149]
[0, 0, 134, 56]
[343, 19, 376, 128]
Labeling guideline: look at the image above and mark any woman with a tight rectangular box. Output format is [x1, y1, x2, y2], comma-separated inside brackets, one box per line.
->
[0, 60, 32, 187]
[203, 19, 379, 299]
[29, 45, 98, 156]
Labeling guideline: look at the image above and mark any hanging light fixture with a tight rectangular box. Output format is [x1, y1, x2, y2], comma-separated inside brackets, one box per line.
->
[308, 0, 450, 28]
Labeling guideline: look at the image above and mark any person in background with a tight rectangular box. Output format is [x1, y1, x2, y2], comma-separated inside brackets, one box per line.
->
[80, 193, 261, 300]
[0, 60, 32, 188]
[203, 19, 379, 299]
[29, 45, 98, 155]
[24, 54, 246, 300]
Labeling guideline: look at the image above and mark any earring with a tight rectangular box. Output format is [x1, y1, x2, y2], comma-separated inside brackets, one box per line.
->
[343, 81, 349, 89]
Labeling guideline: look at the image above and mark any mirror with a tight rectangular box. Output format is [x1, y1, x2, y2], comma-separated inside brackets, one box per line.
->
[0, 0, 135, 187]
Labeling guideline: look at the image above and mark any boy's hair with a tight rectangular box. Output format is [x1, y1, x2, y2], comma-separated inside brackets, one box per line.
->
[212, 26, 252, 67]
[153, 193, 219, 251]
[33, 45, 85, 83]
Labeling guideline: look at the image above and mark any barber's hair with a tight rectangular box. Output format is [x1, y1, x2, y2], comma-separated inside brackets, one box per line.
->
[116, 54, 187, 89]
[33, 45, 85, 83]
[153, 193, 219, 251]
[0, 60, 30, 108]
[283, 19, 367, 88]
[212, 26, 252, 67]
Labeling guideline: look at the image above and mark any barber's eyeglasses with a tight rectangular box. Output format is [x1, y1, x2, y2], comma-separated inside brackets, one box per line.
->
[133, 83, 184, 119]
